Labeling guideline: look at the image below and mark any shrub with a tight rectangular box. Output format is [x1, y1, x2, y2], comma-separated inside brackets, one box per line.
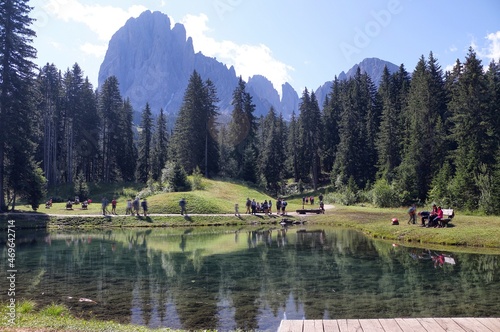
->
[371, 178, 399, 208]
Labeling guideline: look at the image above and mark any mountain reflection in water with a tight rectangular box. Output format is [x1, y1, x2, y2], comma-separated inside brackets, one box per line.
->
[1, 226, 499, 331]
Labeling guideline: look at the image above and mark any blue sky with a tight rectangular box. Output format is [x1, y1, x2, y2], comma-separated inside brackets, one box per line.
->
[29, 0, 500, 95]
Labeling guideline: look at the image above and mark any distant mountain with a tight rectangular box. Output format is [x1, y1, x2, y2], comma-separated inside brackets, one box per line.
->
[314, 58, 400, 109]
[98, 11, 399, 121]
[98, 10, 297, 121]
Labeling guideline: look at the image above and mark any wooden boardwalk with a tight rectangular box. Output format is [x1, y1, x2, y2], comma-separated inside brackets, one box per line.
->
[278, 317, 500, 332]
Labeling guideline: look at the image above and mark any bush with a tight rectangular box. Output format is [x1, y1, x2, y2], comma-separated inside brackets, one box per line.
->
[191, 167, 205, 190]
[371, 178, 399, 208]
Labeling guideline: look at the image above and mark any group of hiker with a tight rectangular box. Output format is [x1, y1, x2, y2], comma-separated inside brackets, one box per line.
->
[408, 204, 447, 228]
[99, 197, 188, 217]
[243, 198, 288, 216]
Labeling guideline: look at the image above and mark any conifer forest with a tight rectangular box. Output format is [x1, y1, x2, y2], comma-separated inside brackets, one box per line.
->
[1, 0, 499, 214]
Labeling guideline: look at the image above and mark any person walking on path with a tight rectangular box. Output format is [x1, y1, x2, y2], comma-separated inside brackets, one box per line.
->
[133, 197, 140, 216]
[141, 199, 148, 217]
[234, 203, 240, 216]
[126, 199, 132, 215]
[111, 198, 117, 215]
[179, 198, 187, 215]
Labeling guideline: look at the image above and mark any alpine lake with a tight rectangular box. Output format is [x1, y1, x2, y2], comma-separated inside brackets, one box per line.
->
[1, 223, 500, 331]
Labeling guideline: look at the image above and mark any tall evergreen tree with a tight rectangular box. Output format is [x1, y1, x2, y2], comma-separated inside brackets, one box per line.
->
[448, 48, 491, 210]
[115, 98, 137, 182]
[259, 107, 285, 194]
[0, 0, 40, 211]
[375, 66, 402, 182]
[137, 102, 154, 183]
[321, 77, 341, 174]
[35, 63, 62, 187]
[228, 76, 257, 182]
[170, 71, 219, 176]
[286, 111, 300, 181]
[202, 78, 220, 177]
[151, 108, 169, 181]
[298, 89, 322, 189]
[332, 69, 378, 189]
[98, 76, 123, 182]
[396, 55, 446, 202]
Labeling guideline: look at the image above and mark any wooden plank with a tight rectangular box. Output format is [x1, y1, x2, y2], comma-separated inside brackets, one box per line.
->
[345, 319, 362, 332]
[395, 318, 427, 332]
[453, 317, 493, 332]
[323, 319, 341, 332]
[278, 319, 303, 332]
[434, 317, 468, 331]
[417, 318, 447, 331]
[377, 319, 403, 332]
[475, 318, 500, 331]
[303, 319, 324, 332]
[359, 319, 385, 332]
[337, 319, 348, 332]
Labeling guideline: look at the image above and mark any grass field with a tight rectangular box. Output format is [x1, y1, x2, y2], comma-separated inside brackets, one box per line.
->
[3, 178, 500, 251]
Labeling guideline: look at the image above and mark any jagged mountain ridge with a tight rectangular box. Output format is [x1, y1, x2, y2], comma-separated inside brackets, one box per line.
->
[314, 58, 400, 109]
[98, 10, 399, 120]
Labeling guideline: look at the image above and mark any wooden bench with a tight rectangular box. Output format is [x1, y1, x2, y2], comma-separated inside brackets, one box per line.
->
[440, 209, 455, 227]
[296, 208, 323, 214]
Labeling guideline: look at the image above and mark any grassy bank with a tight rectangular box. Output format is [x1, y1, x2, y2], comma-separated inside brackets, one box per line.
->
[2, 178, 500, 250]
[0, 300, 193, 332]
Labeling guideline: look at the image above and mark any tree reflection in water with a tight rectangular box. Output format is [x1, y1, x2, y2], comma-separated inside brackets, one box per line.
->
[1, 227, 499, 331]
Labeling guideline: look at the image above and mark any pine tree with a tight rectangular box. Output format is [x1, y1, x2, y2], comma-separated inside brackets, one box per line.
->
[448, 48, 491, 210]
[286, 111, 300, 181]
[321, 77, 341, 174]
[170, 71, 219, 176]
[332, 69, 377, 189]
[259, 107, 285, 194]
[228, 76, 257, 182]
[202, 78, 220, 177]
[116, 98, 137, 181]
[98, 76, 123, 182]
[0, 0, 39, 211]
[396, 54, 446, 203]
[151, 108, 169, 181]
[137, 103, 154, 183]
[36, 63, 62, 187]
[375, 66, 402, 182]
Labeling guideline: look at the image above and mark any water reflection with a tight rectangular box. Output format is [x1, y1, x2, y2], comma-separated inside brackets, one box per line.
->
[1, 226, 500, 331]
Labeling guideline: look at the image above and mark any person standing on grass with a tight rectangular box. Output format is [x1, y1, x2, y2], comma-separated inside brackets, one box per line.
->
[407, 204, 416, 224]
[179, 198, 187, 215]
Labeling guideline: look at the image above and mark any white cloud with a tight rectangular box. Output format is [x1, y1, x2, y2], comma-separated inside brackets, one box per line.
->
[181, 13, 294, 93]
[80, 42, 108, 57]
[42, 0, 147, 41]
[485, 31, 500, 61]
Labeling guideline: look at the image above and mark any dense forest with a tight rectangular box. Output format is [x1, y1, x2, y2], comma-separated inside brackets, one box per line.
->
[1, 0, 499, 213]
